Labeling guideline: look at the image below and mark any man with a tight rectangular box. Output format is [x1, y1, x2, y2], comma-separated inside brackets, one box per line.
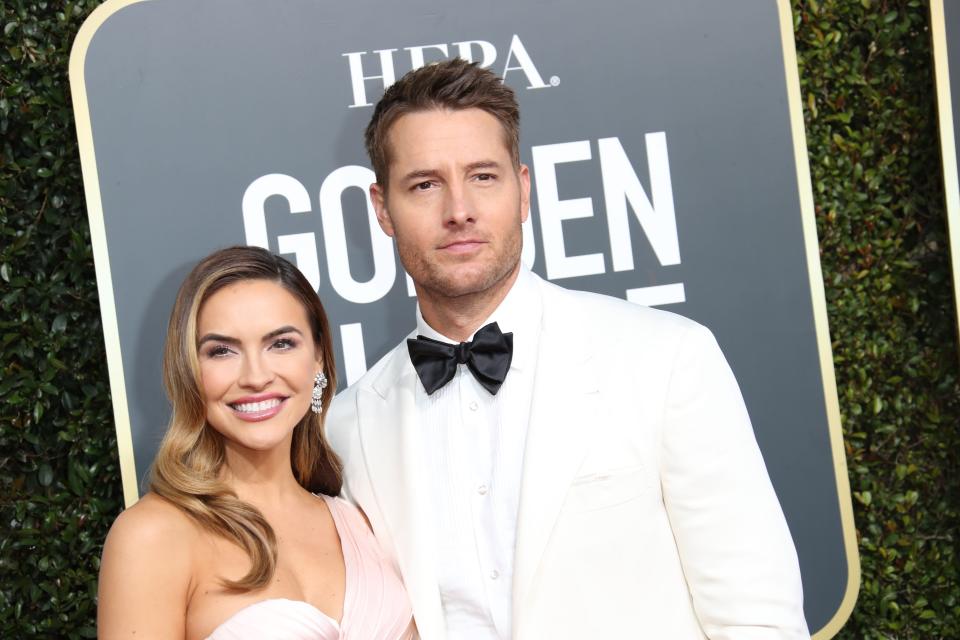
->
[326, 58, 809, 640]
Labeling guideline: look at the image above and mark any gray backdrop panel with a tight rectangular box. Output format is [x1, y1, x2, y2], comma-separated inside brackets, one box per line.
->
[77, 0, 848, 631]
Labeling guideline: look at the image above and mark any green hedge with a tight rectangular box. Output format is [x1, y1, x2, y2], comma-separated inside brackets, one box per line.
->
[1, 0, 122, 637]
[795, 1, 960, 636]
[0, 0, 957, 637]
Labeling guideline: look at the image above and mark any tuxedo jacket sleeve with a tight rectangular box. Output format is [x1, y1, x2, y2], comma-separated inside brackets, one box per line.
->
[658, 321, 809, 638]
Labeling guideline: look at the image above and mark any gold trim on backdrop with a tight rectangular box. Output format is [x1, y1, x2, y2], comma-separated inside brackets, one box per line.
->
[69, 0, 150, 508]
[68, 0, 862, 627]
[776, 1, 861, 638]
[930, 0, 960, 347]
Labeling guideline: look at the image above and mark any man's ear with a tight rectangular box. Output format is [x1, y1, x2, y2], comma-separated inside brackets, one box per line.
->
[518, 163, 531, 224]
[370, 183, 395, 237]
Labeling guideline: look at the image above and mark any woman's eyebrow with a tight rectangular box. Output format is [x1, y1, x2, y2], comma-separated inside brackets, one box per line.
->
[197, 326, 303, 347]
[197, 332, 238, 347]
[262, 326, 303, 341]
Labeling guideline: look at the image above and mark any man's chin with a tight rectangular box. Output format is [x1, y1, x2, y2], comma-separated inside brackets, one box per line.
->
[423, 262, 519, 299]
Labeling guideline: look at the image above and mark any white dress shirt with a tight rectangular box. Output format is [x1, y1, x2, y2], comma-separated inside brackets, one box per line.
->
[413, 268, 542, 640]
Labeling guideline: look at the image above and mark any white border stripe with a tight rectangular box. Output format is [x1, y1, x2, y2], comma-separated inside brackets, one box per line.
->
[625, 283, 686, 307]
[777, 1, 860, 637]
[930, 0, 960, 351]
[69, 0, 150, 507]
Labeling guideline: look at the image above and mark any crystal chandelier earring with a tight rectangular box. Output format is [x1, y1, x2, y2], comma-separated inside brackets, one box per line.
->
[311, 371, 328, 414]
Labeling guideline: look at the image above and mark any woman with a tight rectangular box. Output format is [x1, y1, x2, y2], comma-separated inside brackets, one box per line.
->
[98, 246, 414, 639]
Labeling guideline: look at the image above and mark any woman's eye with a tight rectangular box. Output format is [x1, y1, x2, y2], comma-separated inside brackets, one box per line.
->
[206, 345, 232, 358]
[272, 337, 297, 350]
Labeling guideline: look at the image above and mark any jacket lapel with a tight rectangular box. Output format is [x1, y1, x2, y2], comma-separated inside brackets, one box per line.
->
[356, 350, 447, 640]
[512, 284, 600, 627]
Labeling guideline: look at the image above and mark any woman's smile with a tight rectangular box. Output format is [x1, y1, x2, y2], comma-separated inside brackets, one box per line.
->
[227, 394, 289, 421]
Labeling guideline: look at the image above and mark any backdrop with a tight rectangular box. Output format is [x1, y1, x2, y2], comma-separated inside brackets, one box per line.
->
[70, 0, 857, 635]
[930, 0, 960, 344]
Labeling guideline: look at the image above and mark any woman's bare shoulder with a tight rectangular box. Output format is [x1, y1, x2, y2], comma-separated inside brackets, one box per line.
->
[104, 492, 200, 553]
[98, 493, 204, 637]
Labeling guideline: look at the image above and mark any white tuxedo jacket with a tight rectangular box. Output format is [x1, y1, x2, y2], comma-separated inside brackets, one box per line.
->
[327, 274, 809, 640]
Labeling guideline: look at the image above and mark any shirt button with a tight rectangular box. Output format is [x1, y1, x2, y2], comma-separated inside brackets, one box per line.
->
[469, 401, 479, 411]
[477, 484, 488, 495]
[490, 570, 500, 580]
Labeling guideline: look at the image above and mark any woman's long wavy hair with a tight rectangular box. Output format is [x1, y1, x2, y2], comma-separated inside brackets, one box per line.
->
[150, 246, 342, 590]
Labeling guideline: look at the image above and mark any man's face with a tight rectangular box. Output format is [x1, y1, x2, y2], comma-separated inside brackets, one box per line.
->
[371, 108, 530, 300]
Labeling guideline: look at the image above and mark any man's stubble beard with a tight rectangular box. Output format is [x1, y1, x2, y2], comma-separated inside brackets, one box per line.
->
[397, 226, 523, 302]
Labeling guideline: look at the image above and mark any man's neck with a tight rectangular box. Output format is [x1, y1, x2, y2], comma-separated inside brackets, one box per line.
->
[417, 264, 521, 342]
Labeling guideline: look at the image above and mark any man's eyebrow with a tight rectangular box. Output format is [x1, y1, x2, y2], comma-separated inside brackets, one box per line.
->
[197, 326, 303, 347]
[400, 161, 503, 183]
[465, 160, 501, 172]
[401, 169, 441, 182]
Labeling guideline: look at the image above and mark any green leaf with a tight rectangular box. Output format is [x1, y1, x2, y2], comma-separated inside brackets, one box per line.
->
[67, 461, 85, 496]
[51, 314, 67, 333]
[37, 464, 54, 487]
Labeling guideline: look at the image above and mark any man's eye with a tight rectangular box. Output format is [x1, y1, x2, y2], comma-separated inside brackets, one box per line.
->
[414, 181, 434, 191]
[476, 173, 494, 180]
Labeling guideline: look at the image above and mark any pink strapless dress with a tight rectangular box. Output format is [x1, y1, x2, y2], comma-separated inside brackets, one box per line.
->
[206, 495, 414, 639]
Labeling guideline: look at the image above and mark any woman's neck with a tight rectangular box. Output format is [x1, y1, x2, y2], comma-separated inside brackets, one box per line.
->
[220, 439, 304, 506]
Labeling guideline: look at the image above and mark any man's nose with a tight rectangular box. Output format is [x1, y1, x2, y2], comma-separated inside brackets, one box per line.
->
[444, 181, 476, 226]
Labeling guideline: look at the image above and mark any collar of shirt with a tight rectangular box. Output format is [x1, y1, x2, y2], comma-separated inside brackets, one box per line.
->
[414, 266, 542, 376]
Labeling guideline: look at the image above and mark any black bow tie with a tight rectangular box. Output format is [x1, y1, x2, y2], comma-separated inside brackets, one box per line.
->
[407, 322, 513, 395]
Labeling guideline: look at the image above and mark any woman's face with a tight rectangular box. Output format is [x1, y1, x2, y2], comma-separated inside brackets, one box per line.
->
[195, 279, 321, 454]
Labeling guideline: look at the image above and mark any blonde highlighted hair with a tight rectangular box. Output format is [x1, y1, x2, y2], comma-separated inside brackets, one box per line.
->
[150, 246, 342, 590]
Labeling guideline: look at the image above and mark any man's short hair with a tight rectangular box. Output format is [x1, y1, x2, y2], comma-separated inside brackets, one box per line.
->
[365, 58, 521, 186]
